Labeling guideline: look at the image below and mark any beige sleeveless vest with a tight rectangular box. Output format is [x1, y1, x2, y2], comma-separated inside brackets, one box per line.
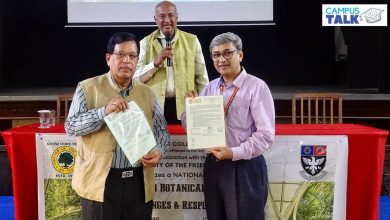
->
[71, 72, 156, 202]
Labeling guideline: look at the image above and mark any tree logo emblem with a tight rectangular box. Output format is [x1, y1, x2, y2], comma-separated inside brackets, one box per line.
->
[51, 146, 77, 174]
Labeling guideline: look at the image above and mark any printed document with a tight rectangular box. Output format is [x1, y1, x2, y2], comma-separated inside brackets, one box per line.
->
[104, 101, 156, 165]
[185, 95, 226, 149]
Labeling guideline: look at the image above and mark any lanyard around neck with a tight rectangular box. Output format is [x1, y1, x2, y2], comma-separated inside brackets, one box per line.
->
[219, 84, 239, 117]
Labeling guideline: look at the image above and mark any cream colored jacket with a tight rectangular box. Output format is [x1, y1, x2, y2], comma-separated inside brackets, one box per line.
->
[71, 73, 155, 202]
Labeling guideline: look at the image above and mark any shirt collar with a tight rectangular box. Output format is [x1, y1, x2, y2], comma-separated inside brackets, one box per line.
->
[158, 30, 176, 42]
[217, 67, 247, 89]
[107, 71, 133, 96]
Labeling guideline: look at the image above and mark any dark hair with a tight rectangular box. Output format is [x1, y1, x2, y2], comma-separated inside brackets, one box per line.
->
[106, 32, 138, 53]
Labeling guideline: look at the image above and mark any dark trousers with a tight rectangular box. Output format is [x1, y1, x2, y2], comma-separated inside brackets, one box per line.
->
[80, 167, 153, 220]
[204, 154, 268, 220]
[164, 97, 181, 124]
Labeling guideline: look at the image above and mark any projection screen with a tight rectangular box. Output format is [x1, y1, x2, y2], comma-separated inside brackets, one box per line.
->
[67, 0, 274, 26]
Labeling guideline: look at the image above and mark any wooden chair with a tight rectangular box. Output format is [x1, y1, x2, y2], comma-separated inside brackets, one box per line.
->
[292, 93, 343, 124]
[56, 93, 73, 123]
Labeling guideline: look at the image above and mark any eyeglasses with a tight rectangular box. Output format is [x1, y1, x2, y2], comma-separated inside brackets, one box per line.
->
[211, 50, 237, 61]
[112, 52, 139, 61]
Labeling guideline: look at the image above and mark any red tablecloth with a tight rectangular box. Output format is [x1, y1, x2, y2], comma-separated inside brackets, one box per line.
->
[2, 123, 388, 220]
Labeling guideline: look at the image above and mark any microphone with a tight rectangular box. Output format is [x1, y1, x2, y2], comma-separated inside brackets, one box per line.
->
[165, 35, 172, 66]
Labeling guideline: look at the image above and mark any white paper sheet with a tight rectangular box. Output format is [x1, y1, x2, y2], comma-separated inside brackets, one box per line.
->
[185, 95, 226, 149]
[104, 101, 156, 165]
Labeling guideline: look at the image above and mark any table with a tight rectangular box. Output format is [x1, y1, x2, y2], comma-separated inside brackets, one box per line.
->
[2, 124, 64, 220]
[276, 124, 388, 220]
[2, 124, 388, 220]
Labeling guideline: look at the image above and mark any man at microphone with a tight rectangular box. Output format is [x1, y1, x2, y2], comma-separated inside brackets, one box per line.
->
[134, 0, 209, 124]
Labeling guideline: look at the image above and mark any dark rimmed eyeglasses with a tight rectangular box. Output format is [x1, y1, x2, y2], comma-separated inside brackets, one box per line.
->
[210, 50, 237, 61]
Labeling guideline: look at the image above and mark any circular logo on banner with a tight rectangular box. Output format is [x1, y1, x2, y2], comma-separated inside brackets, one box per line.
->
[51, 146, 77, 174]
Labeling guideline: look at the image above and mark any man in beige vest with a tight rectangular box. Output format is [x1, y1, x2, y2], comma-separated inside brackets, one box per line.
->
[65, 32, 169, 220]
[134, 0, 209, 124]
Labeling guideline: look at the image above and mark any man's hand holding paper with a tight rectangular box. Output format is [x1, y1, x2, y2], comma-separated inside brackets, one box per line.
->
[105, 97, 129, 114]
[104, 101, 157, 166]
[141, 150, 162, 167]
[208, 147, 233, 160]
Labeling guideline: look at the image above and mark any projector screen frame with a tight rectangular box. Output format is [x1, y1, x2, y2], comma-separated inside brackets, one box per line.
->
[67, 0, 275, 27]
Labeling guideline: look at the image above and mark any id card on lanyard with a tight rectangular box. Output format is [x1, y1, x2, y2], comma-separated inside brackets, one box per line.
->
[219, 84, 239, 118]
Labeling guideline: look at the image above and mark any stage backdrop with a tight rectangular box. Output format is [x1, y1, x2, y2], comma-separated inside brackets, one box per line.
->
[36, 134, 348, 220]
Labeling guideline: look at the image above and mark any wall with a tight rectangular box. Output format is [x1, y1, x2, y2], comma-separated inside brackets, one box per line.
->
[0, 0, 3, 88]
[0, 0, 388, 90]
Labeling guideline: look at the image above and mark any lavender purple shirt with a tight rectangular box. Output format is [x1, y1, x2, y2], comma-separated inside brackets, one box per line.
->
[182, 68, 275, 161]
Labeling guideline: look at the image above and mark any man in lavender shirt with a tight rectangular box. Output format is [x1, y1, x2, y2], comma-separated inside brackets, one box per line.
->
[182, 32, 275, 220]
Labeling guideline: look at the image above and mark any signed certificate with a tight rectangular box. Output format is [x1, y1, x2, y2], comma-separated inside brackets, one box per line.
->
[104, 101, 156, 165]
[185, 95, 226, 149]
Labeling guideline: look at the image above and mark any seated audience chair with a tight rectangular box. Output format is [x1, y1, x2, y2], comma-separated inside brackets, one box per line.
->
[292, 93, 343, 124]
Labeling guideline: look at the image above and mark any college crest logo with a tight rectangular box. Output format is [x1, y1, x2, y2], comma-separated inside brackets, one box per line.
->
[299, 145, 328, 181]
[51, 146, 77, 174]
